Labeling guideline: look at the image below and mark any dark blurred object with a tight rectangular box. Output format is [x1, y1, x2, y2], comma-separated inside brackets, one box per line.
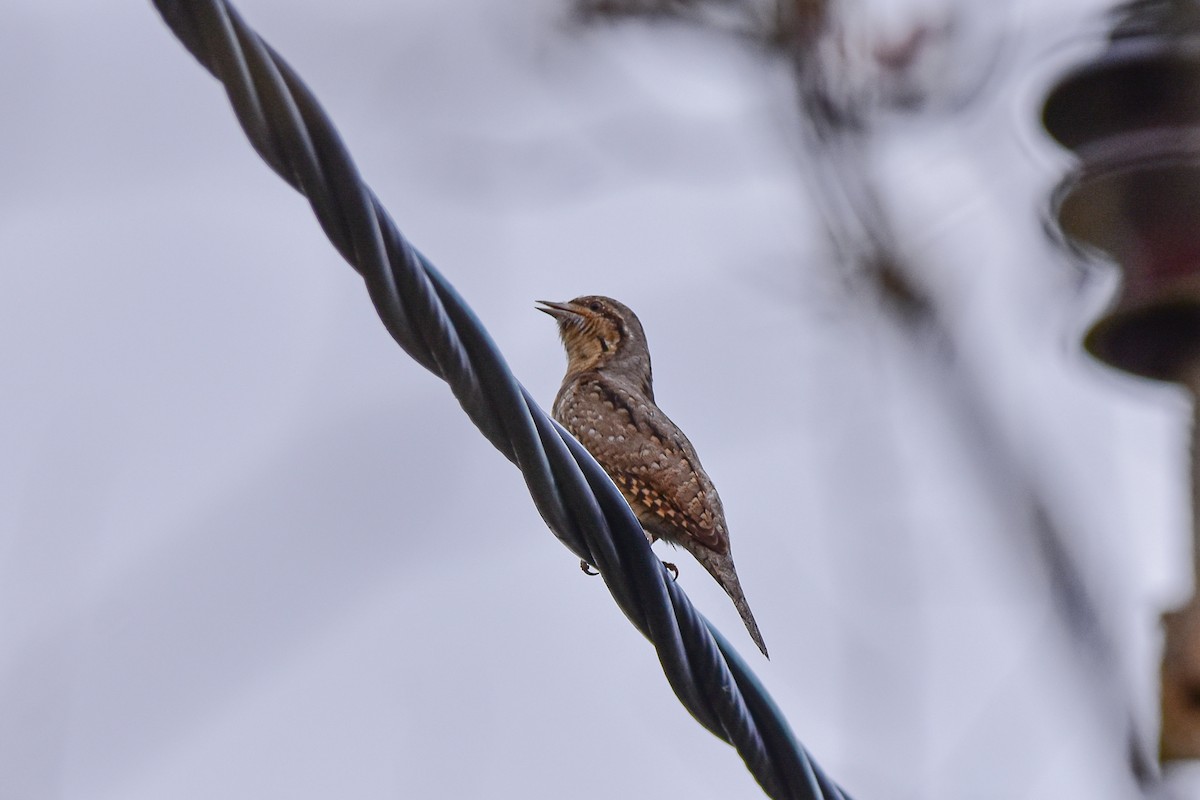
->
[1045, 0, 1200, 382]
[1044, 0, 1200, 766]
[572, 0, 828, 45]
[574, 0, 710, 20]
[572, 0, 1009, 315]
[1163, 595, 1200, 760]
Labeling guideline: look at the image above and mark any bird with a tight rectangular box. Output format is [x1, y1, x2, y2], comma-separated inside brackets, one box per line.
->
[537, 295, 768, 657]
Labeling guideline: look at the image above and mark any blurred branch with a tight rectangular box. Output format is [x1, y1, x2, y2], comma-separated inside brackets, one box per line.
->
[573, 0, 1152, 784]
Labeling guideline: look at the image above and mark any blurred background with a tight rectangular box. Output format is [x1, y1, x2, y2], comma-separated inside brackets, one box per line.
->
[0, 0, 1192, 798]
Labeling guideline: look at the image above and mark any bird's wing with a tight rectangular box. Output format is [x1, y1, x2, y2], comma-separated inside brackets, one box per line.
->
[564, 377, 726, 552]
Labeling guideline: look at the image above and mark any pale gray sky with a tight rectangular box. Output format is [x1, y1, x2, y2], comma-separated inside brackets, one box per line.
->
[0, 1, 1190, 798]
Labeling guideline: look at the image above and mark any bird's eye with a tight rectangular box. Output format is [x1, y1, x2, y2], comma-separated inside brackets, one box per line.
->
[588, 301, 602, 312]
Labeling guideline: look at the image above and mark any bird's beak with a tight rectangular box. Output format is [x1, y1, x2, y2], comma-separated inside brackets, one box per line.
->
[536, 300, 578, 320]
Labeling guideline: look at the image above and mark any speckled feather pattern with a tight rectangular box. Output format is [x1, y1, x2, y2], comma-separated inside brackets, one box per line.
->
[540, 295, 768, 657]
[553, 374, 728, 554]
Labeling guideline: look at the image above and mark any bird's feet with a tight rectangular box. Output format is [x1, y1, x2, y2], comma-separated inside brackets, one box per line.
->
[580, 559, 673, 579]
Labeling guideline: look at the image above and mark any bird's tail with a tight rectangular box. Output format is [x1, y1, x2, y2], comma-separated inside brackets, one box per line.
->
[682, 541, 769, 659]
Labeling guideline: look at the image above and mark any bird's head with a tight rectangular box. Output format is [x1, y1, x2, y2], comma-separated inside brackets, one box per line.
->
[537, 295, 652, 387]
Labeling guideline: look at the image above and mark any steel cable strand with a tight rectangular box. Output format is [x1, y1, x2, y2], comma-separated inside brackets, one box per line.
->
[150, 2, 853, 797]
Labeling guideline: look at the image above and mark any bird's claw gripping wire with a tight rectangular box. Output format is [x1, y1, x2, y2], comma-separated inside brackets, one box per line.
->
[581, 559, 675, 580]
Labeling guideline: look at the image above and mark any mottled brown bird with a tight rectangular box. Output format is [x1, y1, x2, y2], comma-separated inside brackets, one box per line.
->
[537, 295, 768, 657]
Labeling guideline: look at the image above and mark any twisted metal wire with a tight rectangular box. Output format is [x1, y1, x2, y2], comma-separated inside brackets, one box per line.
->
[151, 2, 853, 797]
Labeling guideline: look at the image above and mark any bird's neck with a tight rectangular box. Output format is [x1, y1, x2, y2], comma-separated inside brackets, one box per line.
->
[566, 354, 654, 403]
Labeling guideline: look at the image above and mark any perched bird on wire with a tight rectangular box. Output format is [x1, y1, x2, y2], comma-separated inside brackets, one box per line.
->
[538, 295, 768, 658]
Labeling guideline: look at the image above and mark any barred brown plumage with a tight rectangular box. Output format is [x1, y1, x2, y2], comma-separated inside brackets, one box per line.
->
[538, 295, 768, 658]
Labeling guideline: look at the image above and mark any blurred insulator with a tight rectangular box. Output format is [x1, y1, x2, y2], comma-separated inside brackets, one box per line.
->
[1045, 0, 1200, 382]
[1044, 0, 1200, 769]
